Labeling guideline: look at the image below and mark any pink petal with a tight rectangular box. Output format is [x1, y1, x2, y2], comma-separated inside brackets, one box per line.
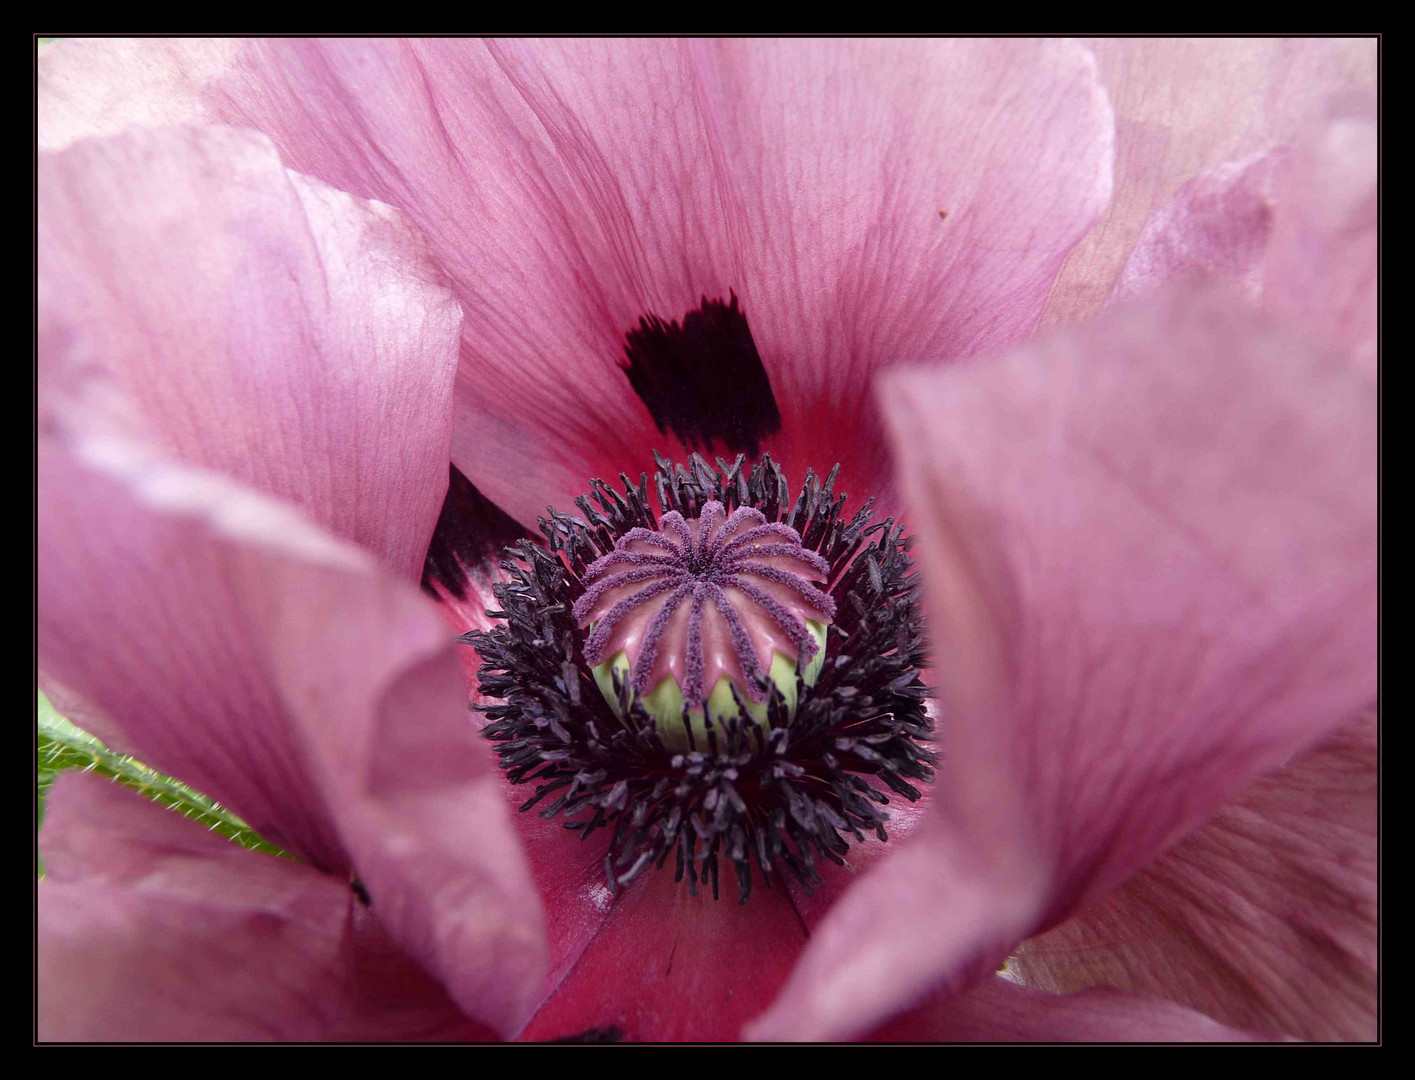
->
[516, 852, 809, 1042]
[37, 39, 236, 151]
[40, 772, 499, 1042]
[752, 286, 1376, 1040]
[867, 975, 1259, 1042]
[492, 781, 621, 1028]
[1111, 112, 1376, 383]
[37, 427, 545, 1035]
[1043, 37, 1377, 324]
[681, 39, 1115, 511]
[470, 708, 792, 1042]
[1012, 706, 1376, 1041]
[1262, 115, 1377, 378]
[38, 123, 461, 581]
[41, 39, 1111, 522]
[1111, 147, 1288, 304]
[747, 812, 1034, 1043]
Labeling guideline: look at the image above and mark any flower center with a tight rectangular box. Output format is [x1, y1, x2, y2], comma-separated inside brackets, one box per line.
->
[574, 501, 835, 749]
[471, 453, 933, 903]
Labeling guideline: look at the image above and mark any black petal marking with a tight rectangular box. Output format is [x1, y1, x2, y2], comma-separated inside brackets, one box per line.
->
[470, 453, 933, 904]
[421, 465, 531, 600]
[548, 1026, 625, 1044]
[621, 292, 782, 457]
[350, 876, 372, 908]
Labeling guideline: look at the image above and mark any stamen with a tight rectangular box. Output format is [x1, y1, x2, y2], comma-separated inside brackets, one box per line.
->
[471, 452, 933, 903]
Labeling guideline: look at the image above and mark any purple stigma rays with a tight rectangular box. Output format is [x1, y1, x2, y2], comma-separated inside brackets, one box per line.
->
[572, 501, 835, 705]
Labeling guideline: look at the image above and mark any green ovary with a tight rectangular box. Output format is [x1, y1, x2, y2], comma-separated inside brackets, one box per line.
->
[591, 620, 828, 751]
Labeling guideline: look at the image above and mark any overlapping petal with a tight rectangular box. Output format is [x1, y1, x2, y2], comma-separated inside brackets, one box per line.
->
[1111, 148, 1287, 304]
[1114, 112, 1376, 384]
[1262, 116, 1377, 378]
[37, 124, 547, 1031]
[867, 974, 1259, 1043]
[37, 427, 545, 1035]
[751, 286, 1376, 1040]
[40, 772, 498, 1042]
[36, 38, 1378, 1046]
[39, 38, 1113, 525]
[38, 123, 462, 581]
[1042, 37, 1377, 323]
[1011, 707, 1376, 1041]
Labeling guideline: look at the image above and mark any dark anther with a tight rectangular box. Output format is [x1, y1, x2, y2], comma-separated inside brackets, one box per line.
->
[468, 453, 933, 902]
[350, 876, 371, 908]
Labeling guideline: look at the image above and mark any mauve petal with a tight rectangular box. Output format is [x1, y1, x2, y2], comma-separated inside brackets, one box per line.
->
[37, 39, 236, 150]
[477, 678, 840, 1042]
[711, 38, 1113, 512]
[40, 439, 345, 865]
[38, 123, 462, 581]
[92, 37, 705, 526]
[867, 975, 1259, 1043]
[746, 814, 1034, 1043]
[37, 430, 545, 1035]
[40, 773, 497, 1042]
[1011, 707, 1376, 1041]
[1113, 112, 1376, 387]
[240, 541, 547, 1036]
[495, 783, 620, 1025]
[41, 39, 1110, 523]
[1262, 116, 1377, 379]
[469, 696, 791, 1043]
[753, 286, 1375, 1040]
[1111, 148, 1287, 304]
[1043, 37, 1376, 324]
[517, 855, 808, 1042]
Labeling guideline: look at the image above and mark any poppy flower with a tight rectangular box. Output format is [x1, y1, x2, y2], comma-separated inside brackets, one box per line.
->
[36, 37, 1376, 1042]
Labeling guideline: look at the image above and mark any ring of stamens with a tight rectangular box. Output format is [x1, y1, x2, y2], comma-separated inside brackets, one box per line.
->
[470, 452, 933, 904]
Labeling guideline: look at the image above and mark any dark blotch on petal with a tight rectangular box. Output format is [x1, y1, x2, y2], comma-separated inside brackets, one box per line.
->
[421, 465, 531, 599]
[350, 876, 372, 908]
[547, 1025, 625, 1043]
[622, 292, 781, 457]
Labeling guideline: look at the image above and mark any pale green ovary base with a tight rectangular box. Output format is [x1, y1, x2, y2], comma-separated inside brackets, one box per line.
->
[592, 620, 828, 751]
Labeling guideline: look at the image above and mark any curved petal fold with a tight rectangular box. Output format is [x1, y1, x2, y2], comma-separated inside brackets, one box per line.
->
[869, 974, 1259, 1042]
[1043, 37, 1376, 324]
[41, 38, 1112, 522]
[1112, 111, 1375, 382]
[39, 123, 461, 580]
[747, 815, 1036, 1042]
[37, 422, 545, 1035]
[40, 772, 498, 1042]
[1012, 707, 1376, 1041]
[1112, 148, 1287, 304]
[753, 286, 1376, 1040]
